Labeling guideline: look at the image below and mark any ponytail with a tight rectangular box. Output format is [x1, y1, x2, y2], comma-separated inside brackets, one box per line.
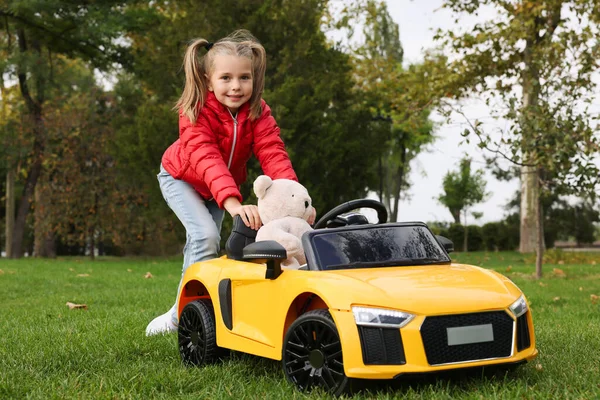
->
[248, 43, 267, 120]
[175, 38, 211, 124]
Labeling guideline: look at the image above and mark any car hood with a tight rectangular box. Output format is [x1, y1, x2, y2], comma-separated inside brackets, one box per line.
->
[325, 263, 520, 315]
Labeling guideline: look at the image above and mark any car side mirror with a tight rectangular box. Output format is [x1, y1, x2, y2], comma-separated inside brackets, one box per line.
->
[242, 240, 287, 279]
[436, 235, 454, 253]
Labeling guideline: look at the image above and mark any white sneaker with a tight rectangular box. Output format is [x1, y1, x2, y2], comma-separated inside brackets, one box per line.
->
[146, 306, 178, 336]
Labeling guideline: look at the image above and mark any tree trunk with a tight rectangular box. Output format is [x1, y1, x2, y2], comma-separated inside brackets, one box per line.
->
[463, 209, 468, 252]
[378, 155, 384, 204]
[390, 145, 407, 223]
[535, 187, 544, 279]
[1, 69, 15, 258]
[382, 153, 391, 216]
[12, 28, 46, 258]
[12, 156, 43, 258]
[5, 170, 15, 258]
[89, 226, 95, 261]
[451, 209, 461, 224]
[520, 2, 560, 267]
[33, 183, 56, 258]
[520, 166, 539, 252]
[519, 33, 540, 254]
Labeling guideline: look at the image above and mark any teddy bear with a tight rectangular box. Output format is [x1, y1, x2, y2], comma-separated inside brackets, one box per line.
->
[253, 175, 315, 269]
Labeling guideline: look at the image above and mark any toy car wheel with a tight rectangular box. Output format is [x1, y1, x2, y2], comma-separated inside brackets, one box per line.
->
[178, 299, 221, 366]
[282, 309, 350, 395]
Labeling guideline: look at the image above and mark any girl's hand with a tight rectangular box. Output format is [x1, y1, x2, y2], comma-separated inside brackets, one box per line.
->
[223, 197, 262, 230]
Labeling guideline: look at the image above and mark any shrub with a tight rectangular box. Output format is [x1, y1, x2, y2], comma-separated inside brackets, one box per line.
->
[427, 221, 450, 236]
[496, 214, 520, 251]
[467, 225, 484, 251]
[447, 224, 465, 251]
[482, 222, 500, 251]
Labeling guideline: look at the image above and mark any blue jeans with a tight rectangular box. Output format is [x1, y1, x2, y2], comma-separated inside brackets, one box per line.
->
[157, 164, 225, 322]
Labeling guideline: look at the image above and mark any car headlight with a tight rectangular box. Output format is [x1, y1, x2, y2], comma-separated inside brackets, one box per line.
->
[352, 306, 415, 329]
[509, 295, 528, 318]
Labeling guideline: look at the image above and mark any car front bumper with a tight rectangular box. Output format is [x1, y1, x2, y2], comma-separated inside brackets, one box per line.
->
[330, 309, 538, 379]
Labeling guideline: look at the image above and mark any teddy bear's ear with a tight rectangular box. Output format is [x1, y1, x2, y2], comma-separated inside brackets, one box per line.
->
[253, 175, 273, 199]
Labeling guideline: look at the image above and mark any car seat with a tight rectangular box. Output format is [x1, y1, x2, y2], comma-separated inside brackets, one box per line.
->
[225, 215, 257, 260]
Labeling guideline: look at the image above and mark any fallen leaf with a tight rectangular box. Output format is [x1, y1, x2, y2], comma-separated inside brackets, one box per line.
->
[144, 272, 153, 279]
[127, 269, 133, 272]
[69, 268, 75, 272]
[535, 363, 543, 371]
[579, 287, 583, 291]
[553, 268, 566, 277]
[77, 274, 90, 277]
[539, 282, 547, 287]
[505, 266, 512, 272]
[558, 260, 565, 265]
[591, 294, 599, 305]
[66, 302, 88, 310]
[0, 269, 4, 275]
[553, 296, 561, 302]
[592, 261, 597, 265]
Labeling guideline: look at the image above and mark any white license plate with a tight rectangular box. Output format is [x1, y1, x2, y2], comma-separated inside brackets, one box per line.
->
[447, 324, 494, 346]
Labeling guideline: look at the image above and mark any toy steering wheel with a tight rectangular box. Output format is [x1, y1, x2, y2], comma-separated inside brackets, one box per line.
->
[313, 199, 388, 229]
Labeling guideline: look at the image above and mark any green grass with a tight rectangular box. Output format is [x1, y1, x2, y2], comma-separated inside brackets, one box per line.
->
[1, 252, 599, 399]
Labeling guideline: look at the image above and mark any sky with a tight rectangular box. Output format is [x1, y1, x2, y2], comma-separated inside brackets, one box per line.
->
[375, 0, 520, 224]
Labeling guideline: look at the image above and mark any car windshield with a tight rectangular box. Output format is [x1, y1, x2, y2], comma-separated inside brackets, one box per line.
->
[308, 224, 450, 271]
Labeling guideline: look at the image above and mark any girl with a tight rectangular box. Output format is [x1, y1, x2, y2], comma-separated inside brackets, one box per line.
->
[146, 30, 310, 336]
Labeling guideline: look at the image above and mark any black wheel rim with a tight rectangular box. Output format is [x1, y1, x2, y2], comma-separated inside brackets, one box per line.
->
[178, 306, 206, 365]
[284, 319, 345, 392]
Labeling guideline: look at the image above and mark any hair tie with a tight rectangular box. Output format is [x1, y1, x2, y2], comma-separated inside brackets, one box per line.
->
[205, 42, 214, 51]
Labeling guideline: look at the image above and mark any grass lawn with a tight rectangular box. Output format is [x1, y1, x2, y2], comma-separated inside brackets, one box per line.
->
[1, 251, 599, 399]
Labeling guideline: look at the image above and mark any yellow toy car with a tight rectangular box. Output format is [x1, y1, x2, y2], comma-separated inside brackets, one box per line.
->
[177, 199, 537, 395]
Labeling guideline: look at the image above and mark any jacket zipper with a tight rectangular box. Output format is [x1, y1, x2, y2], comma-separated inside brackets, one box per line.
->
[227, 110, 238, 169]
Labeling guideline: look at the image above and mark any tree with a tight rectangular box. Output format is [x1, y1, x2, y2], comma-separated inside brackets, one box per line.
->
[111, 0, 387, 244]
[339, 0, 438, 221]
[438, 158, 488, 251]
[1, 1, 153, 257]
[438, 0, 600, 277]
[0, 73, 22, 257]
[438, 158, 488, 224]
[33, 58, 126, 259]
[251, 0, 385, 212]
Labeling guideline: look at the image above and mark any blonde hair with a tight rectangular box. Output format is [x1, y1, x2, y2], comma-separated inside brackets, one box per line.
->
[175, 29, 267, 123]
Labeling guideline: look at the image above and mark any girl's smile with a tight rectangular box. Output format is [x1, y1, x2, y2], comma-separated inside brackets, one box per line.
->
[207, 55, 253, 114]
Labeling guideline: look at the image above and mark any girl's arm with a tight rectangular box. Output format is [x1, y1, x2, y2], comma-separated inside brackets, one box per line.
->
[252, 103, 298, 181]
[179, 113, 243, 208]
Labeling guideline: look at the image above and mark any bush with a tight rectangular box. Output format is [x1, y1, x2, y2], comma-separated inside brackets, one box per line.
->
[436, 221, 517, 252]
[447, 224, 465, 251]
[482, 222, 501, 251]
[497, 214, 520, 251]
[427, 221, 450, 236]
[466, 225, 484, 251]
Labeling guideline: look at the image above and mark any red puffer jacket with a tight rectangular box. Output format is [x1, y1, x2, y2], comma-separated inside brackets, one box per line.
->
[161, 92, 297, 208]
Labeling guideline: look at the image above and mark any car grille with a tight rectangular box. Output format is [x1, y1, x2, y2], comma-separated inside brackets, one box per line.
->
[358, 326, 406, 365]
[516, 312, 531, 351]
[421, 311, 514, 365]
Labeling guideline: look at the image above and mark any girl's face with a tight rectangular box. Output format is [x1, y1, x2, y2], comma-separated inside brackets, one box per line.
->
[207, 54, 253, 114]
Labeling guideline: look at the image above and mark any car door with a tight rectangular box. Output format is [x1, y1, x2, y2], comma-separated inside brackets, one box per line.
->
[218, 262, 285, 348]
